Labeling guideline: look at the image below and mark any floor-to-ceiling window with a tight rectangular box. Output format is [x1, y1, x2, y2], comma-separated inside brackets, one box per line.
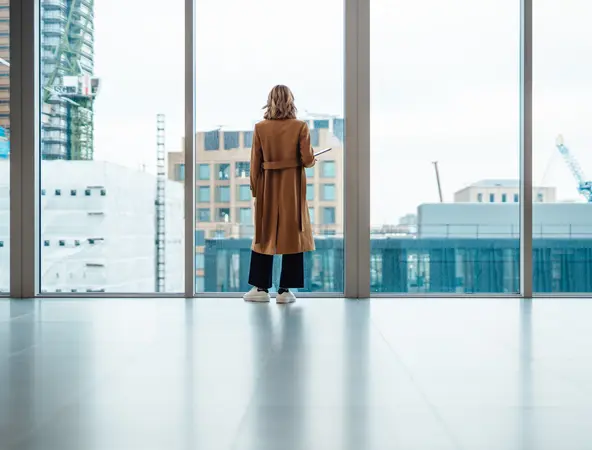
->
[533, 0, 592, 293]
[370, 0, 521, 294]
[194, 0, 344, 293]
[0, 0, 8, 295]
[38, 0, 184, 293]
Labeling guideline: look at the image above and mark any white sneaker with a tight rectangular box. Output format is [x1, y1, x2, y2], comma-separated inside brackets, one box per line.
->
[243, 287, 270, 303]
[276, 290, 296, 304]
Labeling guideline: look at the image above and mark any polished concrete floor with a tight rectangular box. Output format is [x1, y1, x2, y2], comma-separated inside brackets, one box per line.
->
[1, 297, 592, 450]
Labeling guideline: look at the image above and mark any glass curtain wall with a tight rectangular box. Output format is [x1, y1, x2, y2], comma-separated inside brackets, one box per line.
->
[370, 0, 521, 294]
[38, 0, 184, 293]
[194, 0, 344, 293]
[533, 0, 592, 293]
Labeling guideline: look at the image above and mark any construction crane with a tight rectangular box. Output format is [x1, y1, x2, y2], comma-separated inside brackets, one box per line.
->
[42, 0, 99, 160]
[432, 161, 444, 203]
[555, 135, 592, 203]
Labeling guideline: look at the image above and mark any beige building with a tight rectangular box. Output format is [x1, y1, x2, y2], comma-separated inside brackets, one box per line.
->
[454, 179, 556, 203]
[0, 0, 9, 134]
[168, 124, 344, 240]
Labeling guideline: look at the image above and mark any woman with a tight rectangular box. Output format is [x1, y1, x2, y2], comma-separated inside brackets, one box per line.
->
[243, 85, 315, 304]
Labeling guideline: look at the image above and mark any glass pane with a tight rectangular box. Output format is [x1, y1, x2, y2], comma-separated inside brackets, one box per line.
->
[237, 184, 251, 202]
[198, 208, 211, 222]
[198, 163, 210, 180]
[0, 0, 8, 294]
[306, 184, 314, 201]
[371, 0, 520, 294]
[533, 1, 592, 293]
[321, 184, 335, 201]
[195, 0, 344, 293]
[39, 0, 184, 293]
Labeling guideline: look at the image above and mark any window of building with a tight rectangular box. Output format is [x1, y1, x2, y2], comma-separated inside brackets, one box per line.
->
[322, 184, 336, 201]
[217, 163, 230, 180]
[313, 119, 330, 129]
[333, 118, 344, 142]
[204, 130, 220, 151]
[307, 184, 314, 201]
[305, 167, 314, 178]
[198, 164, 210, 180]
[198, 186, 210, 203]
[216, 186, 230, 202]
[238, 185, 251, 201]
[489, 193, 495, 203]
[198, 208, 211, 222]
[502, 193, 507, 203]
[321, 161, 336, 178]
[55, 189, 61, 196]
[322, 207, 336, 225]
[310, 128, 320, 147]
[224, 131, 240, 150]
[217, 208, 231, 222]
[239, 207, 252, 224]
[514, 193, 519, 203]
[235, 162, 250, 178]
[176, 163, 185, 181]
[309, 207, 315, 224]
[537, 193, 544, 202]
[197, 208, 211, 222]
[244, 131, 253, 148]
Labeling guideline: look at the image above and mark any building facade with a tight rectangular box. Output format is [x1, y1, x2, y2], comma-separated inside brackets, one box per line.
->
[168, 122, 344, 239]
[454, 179, 556, 203]
[0, 160, 184, 293]
[41, 0, 99, 160]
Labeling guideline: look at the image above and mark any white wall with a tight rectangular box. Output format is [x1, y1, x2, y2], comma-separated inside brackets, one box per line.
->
[0, 160, 184, 293]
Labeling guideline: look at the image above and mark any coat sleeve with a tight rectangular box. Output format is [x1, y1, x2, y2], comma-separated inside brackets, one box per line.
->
[250, 126, 262, 197]
[299, 122, 316, 168]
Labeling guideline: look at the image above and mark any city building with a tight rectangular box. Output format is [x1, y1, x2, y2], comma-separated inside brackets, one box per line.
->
[0, 160, 184, 293]
[168, 120, 344, 239]
[41, 0, 99, 160]
[418, 202, 592, 239]
[454, 179, 556, 203]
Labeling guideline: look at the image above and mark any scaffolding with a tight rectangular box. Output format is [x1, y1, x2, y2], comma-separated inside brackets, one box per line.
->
[155, 114, 166, 292]
[42, 0, 98, 160]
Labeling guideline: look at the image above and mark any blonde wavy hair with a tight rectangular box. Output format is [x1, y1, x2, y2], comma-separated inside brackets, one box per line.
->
[263, 85, 297, 120]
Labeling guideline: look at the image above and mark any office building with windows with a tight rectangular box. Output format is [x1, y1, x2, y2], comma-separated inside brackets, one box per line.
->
[168, 122, 344, 239]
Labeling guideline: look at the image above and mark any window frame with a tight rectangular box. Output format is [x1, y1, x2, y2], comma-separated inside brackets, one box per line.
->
[8, 0, 536, 299]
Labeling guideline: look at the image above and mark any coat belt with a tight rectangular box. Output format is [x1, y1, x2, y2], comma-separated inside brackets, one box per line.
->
[255, 160, 305, 245]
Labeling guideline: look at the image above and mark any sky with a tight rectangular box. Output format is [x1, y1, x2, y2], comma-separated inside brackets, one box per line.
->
[90, 0, 592, 225]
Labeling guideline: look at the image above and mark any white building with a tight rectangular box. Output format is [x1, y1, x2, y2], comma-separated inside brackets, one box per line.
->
[418, 202, 592, 239]
[0, 160, 184, 293]
[454, 179, 556, 204]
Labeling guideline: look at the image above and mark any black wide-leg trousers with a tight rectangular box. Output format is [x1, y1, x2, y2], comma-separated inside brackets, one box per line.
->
[248, 251, 304, 290]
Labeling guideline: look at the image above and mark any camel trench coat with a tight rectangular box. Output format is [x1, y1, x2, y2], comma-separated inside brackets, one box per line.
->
[250, 119, 316, 255]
